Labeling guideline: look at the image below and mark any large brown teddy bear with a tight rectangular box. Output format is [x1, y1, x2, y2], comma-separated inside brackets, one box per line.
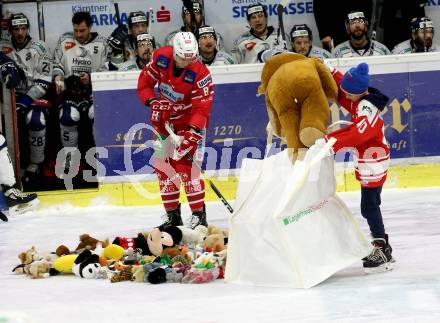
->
[258, 53, 338, 160]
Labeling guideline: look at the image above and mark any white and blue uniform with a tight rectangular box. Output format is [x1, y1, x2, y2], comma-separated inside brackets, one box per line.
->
[118, 57, 143, 71]
[0, 36, 53, 167]
[391, 39, 440, 54]
[165, 28, 225, 52]
[201, 50, 235, 66]
[258, 45, 331, 62]
[53, 32, 109, 78]
[53, 32, 109, 150]
[333, 39, 390, 58]
[231, 26, 287, 64]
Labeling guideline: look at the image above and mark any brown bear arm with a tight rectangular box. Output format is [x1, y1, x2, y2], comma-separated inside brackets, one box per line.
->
[265, 96, 282, 138]
[278, 108, 304, 152]
[313, 58, 339, 101]
[298, 87, 330, 147]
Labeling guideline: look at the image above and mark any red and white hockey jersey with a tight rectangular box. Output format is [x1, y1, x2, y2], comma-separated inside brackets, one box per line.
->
[137, 46, 214, 132]
[326, 70, 390, 188]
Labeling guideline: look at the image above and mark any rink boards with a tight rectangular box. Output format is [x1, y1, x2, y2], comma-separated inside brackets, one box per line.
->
[40, 53, 440, 207]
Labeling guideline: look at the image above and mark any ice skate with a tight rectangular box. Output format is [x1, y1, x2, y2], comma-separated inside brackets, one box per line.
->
[4, 187, 39, 215]
[189, 204, 208, 229]
[363, 235, 394, 274]
[158, 204, 183, 229]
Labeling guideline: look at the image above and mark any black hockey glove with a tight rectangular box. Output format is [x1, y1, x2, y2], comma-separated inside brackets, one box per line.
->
[0, 61, 25, 89]
[108, 25, 129, 51]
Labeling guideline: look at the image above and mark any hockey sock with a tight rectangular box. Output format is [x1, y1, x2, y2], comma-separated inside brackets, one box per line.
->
[183, 176, 205, 212]
[155, 159, 181, 211]
[60, 124, 79, 148]
[28, 129, 46, 165]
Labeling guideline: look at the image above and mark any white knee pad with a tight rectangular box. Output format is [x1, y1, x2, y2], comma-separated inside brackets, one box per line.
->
[88, 104, 94, 120]
[0, 135, 16, 187]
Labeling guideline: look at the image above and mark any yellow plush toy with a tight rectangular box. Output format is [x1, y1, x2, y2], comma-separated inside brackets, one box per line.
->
[102, 244, 125, 261]
[258, 53, 338, 160]
[52, 254, 78, 274]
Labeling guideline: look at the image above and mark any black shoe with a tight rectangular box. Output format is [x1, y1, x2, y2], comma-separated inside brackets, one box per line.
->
[363, 234, 394, 274]
[189, 205, 208, 229]
[158, 204, 183, 229]
[3, 187, 38, 215]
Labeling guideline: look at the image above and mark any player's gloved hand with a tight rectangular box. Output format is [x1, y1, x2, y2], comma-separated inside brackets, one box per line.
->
[257, 48, 285, 63]
[108, 25, 129, 51]
[274, 32, 288, 50]
[148, 99, 171, 128]
[16, 95, 33, 117]
[172, 130, 203, 161]
[315, 137, 336, 156]
[0, 61, 25, 89]
[314, 138, 327, 147]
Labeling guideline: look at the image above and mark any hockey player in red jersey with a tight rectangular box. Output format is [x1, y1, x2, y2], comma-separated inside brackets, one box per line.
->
[322, 62, 394, 273]
[137, 32, 214, 229]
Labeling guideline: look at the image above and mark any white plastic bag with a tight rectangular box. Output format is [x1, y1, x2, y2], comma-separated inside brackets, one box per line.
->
[226, 143, 372, 288]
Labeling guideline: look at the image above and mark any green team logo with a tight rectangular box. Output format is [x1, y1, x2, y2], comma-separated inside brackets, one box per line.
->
[282, 200, 328, 226]
[362, 105, 372, 114]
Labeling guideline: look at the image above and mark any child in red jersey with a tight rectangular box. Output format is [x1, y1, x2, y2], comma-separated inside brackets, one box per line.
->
[323, 62, 394, 274]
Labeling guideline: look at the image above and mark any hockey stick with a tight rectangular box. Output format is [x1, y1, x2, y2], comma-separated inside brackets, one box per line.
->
[113, 1, 121, 26]
[182, 0, 197, 33]
[147, 7, 157, 53]
[369, 0, 381, 42]
[10, 89, 21, 188]
[148, 7, 154, 36]
[36, 0, 45, 41]
[277, 0, 290, 42]
[111, 1, 126, 61]
[0, 0, 3, 39]
[165, 122, 234, 214]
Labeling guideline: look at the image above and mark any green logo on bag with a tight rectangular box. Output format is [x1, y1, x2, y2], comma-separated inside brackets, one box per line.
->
[282, 200, 328, 226]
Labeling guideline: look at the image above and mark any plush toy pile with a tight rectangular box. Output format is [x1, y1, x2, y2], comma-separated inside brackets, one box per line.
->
[12, 225, 228, 285]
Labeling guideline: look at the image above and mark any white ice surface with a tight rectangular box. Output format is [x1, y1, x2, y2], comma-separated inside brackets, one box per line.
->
[1, 187, 440, 323]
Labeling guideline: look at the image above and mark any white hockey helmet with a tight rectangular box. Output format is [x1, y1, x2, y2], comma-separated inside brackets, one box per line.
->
[173, 32, 199, 60]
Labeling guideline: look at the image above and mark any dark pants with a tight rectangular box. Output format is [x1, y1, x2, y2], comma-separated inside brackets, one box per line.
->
[361, 186, 385, 239]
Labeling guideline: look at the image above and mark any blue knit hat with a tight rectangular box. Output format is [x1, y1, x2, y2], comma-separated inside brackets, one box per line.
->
[341, 63, 370, 95]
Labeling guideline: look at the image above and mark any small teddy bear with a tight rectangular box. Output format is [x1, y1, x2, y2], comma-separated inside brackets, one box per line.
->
[204, 225, 228, 252]
[76, 234, 108, 251]
[26, 259, 52, 279]
[12, 246, 41, 274]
